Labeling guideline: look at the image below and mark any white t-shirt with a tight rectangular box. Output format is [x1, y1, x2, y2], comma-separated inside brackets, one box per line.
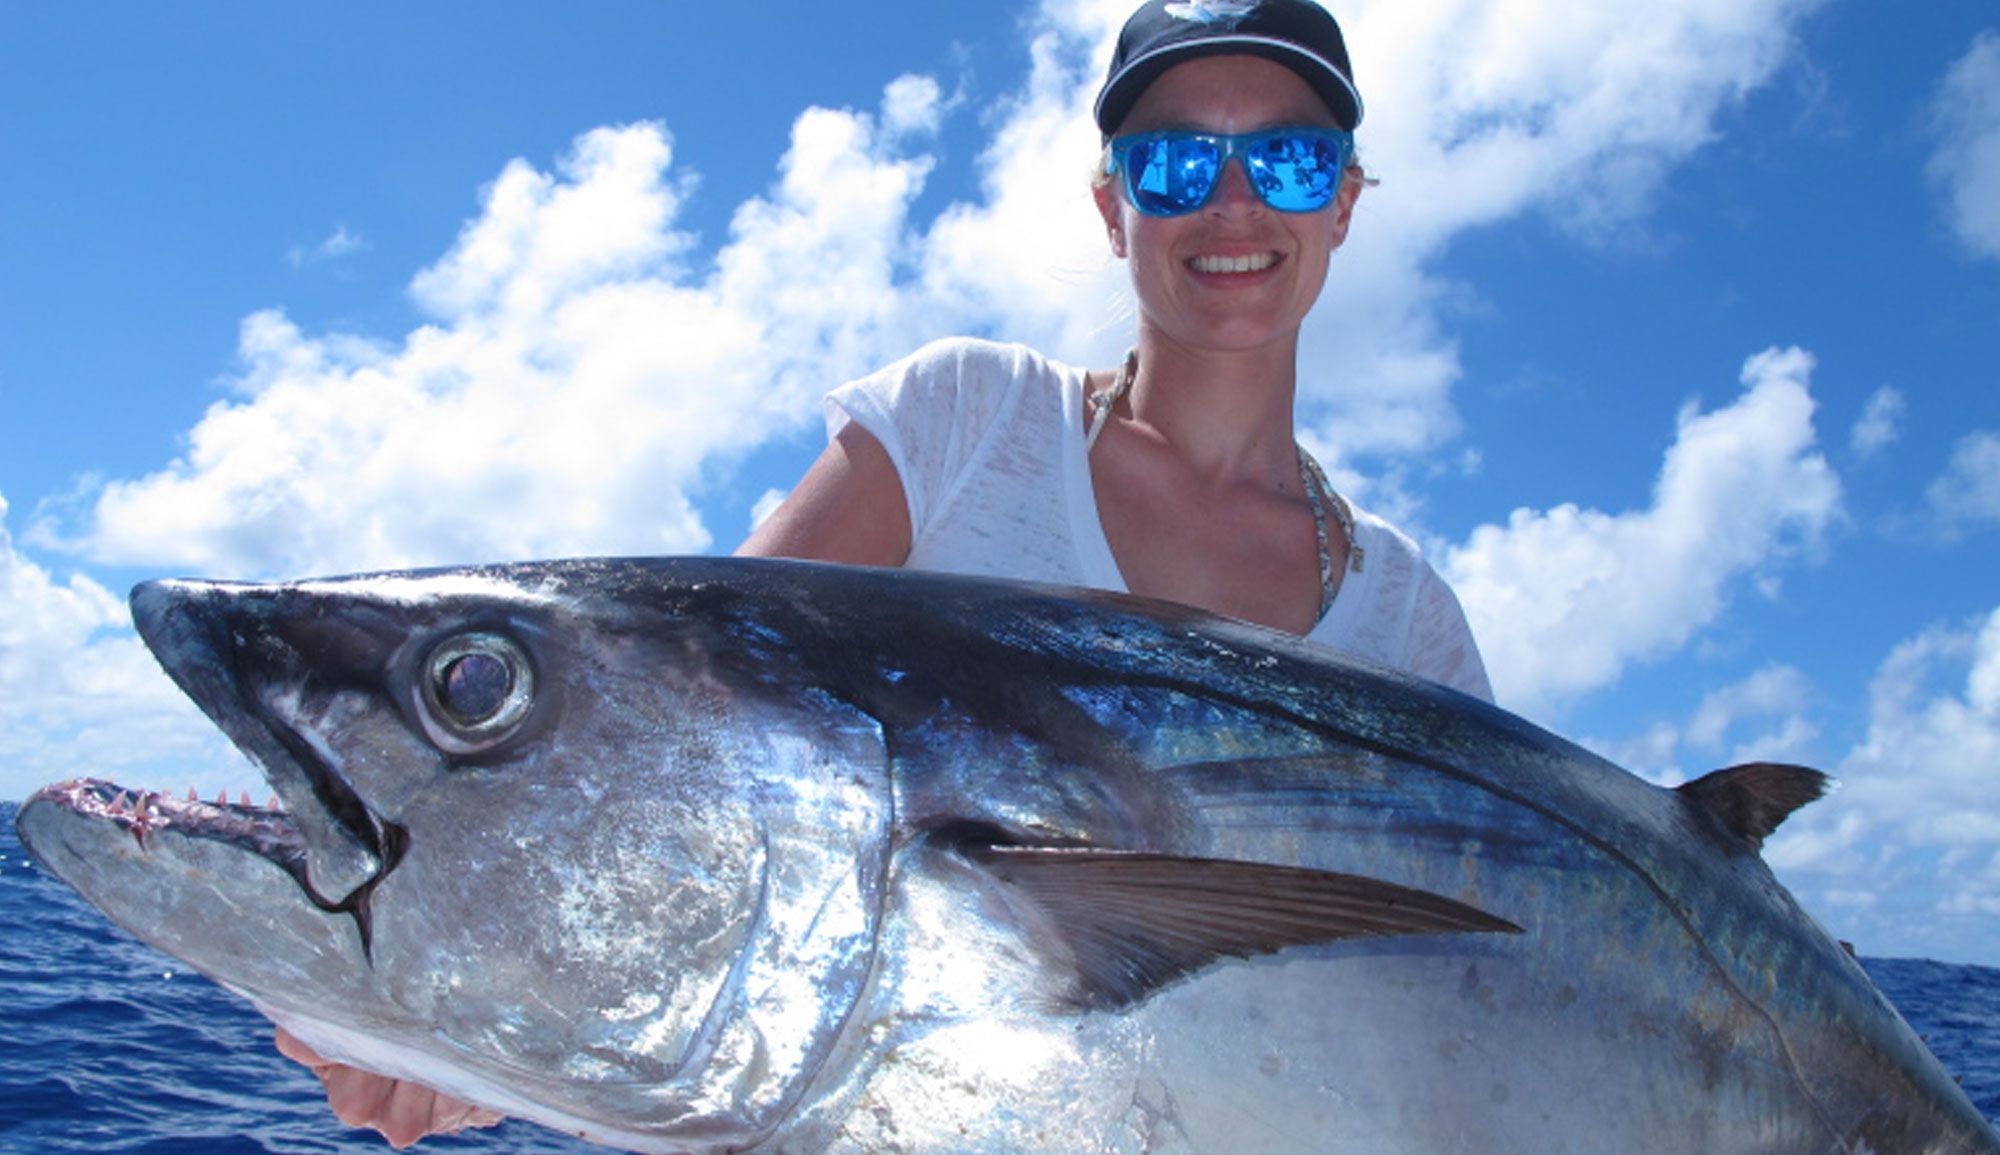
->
[826, 337, 1493, 702]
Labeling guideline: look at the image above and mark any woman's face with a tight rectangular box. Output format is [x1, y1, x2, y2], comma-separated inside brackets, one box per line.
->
[1095, 54, 1361, 359]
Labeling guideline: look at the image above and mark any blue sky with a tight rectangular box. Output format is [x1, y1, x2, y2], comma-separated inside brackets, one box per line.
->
[3, 1, 1997, 964]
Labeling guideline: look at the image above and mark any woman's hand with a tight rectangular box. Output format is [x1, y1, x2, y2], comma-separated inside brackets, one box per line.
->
[275, 1028, 507, 1148]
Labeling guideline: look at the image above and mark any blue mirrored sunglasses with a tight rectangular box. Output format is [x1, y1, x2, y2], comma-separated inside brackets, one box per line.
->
[1107, 127, 1354, 217]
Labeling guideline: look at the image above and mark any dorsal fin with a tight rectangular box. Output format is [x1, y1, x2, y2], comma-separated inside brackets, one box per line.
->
[957, 841, 1521, 1012]
[1677, 762, 1829, 852]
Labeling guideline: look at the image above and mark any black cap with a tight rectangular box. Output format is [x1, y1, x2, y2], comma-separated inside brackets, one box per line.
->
[1094, 0, 1363, 137]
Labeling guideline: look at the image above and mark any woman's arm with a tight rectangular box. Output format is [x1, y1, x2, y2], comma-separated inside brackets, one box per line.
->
[737, 423, 912, 563]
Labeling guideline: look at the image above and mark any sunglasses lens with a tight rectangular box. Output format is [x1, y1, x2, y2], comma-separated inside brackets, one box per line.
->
[1246, 132, 1345, 212]
[1114, 130, 1351, 217]
[1122, 137, 1221, 217]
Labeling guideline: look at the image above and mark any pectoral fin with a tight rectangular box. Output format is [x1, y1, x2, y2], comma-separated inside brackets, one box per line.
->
[960, 842, 1521, 1012]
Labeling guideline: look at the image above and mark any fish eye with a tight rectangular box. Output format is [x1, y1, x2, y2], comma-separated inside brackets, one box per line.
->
[418, 632, 535, 754]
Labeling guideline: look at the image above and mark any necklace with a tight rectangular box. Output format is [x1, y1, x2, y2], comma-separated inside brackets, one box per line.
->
[1085, 347, 1362, 624]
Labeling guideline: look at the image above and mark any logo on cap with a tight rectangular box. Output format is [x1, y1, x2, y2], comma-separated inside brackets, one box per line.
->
[1165, 1, 1260, 23]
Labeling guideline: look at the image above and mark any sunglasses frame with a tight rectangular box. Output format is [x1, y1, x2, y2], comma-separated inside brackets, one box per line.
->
[1107, 126, 1356, 218]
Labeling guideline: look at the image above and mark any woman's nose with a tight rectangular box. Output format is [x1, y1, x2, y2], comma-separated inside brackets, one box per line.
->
[1203, 157, 1266, 215]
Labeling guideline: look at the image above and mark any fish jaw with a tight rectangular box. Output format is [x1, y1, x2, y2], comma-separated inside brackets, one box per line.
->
[29, 561, 899, 1148]
[16, 779, 380, 984]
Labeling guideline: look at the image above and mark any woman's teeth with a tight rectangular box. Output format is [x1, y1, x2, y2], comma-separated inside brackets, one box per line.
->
[1190, 252, 1277, 274]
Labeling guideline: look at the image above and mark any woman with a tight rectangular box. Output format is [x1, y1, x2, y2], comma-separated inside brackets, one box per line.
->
[282, 0, 1487, 1144]
[742, 0, 1489, 698]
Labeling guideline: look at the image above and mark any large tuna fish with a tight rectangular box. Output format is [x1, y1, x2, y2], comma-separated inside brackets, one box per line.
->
[16, 558, 1997, 1153]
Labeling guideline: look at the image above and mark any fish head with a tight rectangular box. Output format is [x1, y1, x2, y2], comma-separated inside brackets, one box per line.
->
[17, 558, 893, 1149]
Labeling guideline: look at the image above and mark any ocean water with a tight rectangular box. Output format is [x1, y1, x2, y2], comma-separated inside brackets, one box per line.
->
[3, 801, 1996, 1153]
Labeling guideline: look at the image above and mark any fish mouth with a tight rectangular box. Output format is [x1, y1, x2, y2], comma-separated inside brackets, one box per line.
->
[21, 777, 408, 949]
[124, 578, 411, 954]
[27, 778, 308, 875]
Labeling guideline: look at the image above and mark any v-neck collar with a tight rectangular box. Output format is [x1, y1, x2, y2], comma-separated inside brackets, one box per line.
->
[1057, 364, 1376, 642]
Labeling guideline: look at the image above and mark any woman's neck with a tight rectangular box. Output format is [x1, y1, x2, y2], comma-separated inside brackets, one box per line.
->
[1120, 328, 1303, 483]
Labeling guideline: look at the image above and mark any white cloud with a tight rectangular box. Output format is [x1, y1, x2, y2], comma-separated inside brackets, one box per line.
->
[49, 105, 941, 578]
[1578, 664, 1817, 788]
[1683, 663, 1817, 759]
[1346, 0, 1823, 244]
[1925, 430, 2000, 535]
[287, 224, 366, 269]
[0, 495, 243, 801]
[1443, 347, 1841, 718]
[882, 74, 948, 139]
[1769, 608, 2000, 961]
[1927, 30, 2000, 262]
[1848, 386, 1905, 460]
[1581, 720, 1686, 786]
[749, 488, 789, 535]
[31, 0, 1830, 579]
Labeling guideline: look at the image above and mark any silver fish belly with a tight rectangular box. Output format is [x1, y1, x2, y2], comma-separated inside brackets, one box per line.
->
[16, 557, 1998, 1154]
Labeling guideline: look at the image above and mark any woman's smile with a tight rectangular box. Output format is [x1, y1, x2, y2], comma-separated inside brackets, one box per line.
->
[1188, 250, 1282, 275]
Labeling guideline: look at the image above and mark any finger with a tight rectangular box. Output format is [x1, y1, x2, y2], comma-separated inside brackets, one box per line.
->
[319, 1063, 400, 1131]
[376, 1080, 452, 1149]
[272, 1027, 328, 1070]
[274, 1026, 506, 1144]
[433, 1097, 508, 1135]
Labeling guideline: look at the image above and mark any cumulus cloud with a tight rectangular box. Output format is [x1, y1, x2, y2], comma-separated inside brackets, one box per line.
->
[1443, 347, 1841, 718]
[1345, 0, 1822, 244]
[1848, 386, 1905, 460]
[1925, 430, 2000, 535]
[1927, 30, 2000, 262]
[1770, 608, 2000, 960]
[1683, 663, 1818, 761]
[287, 224, 366, 269]
[31, 0, 1830, 580]
[0, 495, 241, 801]
[748, 488, 789, 536]
[1580, 664, 1818, 787]
[49, 103, 942, 577]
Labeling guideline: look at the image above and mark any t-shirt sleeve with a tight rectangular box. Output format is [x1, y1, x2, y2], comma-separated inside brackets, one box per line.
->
[1405, 566, 1494, 703]
[824, 338, 1017, 539]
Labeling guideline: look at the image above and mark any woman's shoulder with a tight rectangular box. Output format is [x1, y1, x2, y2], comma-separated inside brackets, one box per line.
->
[1344, 501, 1427, 573]
[1338, 500, 1492, 701]
[1336, 500, 1458, 623]
[895, 336, 1068, 374]
[851, 338, 1071, 402]
[839, 337, 1076, 434]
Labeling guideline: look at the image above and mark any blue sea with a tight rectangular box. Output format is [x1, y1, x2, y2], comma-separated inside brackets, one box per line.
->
[3, 801, 1996, 1153]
